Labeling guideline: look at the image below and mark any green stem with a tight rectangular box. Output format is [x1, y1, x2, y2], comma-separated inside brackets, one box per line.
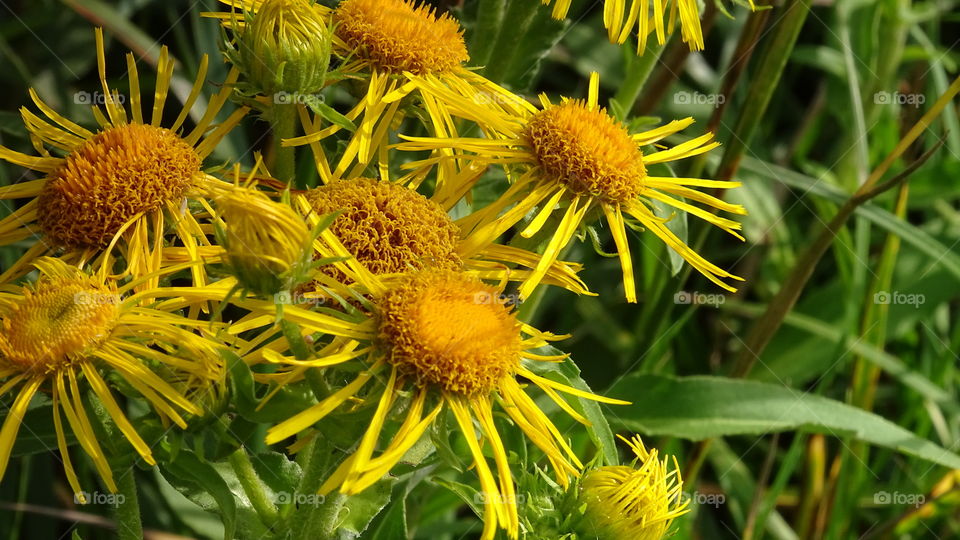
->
[289, 435, 342, 539]
[611, 41, 665, 118]
[114, 468, 143, 540]
[270, 102, 298, 185]
[229, 447, 279, 526]
[715, 0, 812, 181]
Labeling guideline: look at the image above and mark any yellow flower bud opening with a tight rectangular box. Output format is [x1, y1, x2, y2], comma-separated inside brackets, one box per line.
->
[236, 0, 331, 95]
[579, 435, 690, 540]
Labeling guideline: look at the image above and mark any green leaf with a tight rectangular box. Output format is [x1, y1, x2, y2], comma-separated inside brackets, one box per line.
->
[362, 489, 407, 539]
[160, 450, 240, 540]
[523, 349, 619, 466]
[609, 374, 960, 469]
[306, 95, 356, 132]
[338, 477, 397, 538]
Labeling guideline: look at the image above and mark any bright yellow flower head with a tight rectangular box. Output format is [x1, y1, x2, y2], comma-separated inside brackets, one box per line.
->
[336, 0, 468, 75]
[579, 435, 690, 540]
[0, 28, 248, 286]
[399, 72, 747, 302]
[304, 178, 463, 278]
[226, 268, 627, 540]
[39, 124, 201, 249]
[0, 258, 224, 501]
[377, 271, 520, 395]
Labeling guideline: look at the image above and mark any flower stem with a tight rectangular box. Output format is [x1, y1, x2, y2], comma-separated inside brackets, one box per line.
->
[114, 468, 143, 540]
[270, 102, 298, 185]
[229, 447, 279, 526]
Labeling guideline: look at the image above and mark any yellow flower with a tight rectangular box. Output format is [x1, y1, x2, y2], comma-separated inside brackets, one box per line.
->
[232, 269, 625, 540]
[0, 28, 248, 287]
[0, 258, 224, 499]
[216, 0, 529, 182]
[399, 72, 747, 302]
[296, 176, 590, 296]
[579, 435, 690, 540]
[543, 0, 748, 53]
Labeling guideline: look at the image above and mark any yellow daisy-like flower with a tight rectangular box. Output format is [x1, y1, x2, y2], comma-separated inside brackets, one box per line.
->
[215, 0, 529, 184]
[236, 269, 625, 540]
[0, 28, 248, 286]
[0, 258, 224, 500]
[579, 434, 690, 540]
[543, 0, 745, 53]
[399, 72, 747, 302]
[296, 176, 590, 295]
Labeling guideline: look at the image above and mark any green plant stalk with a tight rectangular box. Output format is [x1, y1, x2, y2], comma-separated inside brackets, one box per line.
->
[270, 102, 298, 185]
[470, 0, 507, 68]
[732, 76, 960, 376]
[715, 0, 812, 181]
[229, 447, 280, 526]
[611, 40, 665, 118]
[114, 468, 143, 540]
[481, 0, 539, 84]
[794, 434, 825, 539]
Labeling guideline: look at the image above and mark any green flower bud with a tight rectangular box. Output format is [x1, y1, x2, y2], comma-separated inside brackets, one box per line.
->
[233, 0, 331, 97]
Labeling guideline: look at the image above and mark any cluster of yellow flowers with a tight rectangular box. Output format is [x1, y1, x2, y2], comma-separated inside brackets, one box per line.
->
[0, 0, 746, 538]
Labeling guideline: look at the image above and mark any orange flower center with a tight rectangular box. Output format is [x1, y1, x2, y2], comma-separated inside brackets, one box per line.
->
[335, 0, 468, 75]
[304, 178, 462, 278]
[377, 271, 521, 395]
[525, 101, 646, 203]
[0, 277, 118, 374]
[39, 123, 201, 249]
